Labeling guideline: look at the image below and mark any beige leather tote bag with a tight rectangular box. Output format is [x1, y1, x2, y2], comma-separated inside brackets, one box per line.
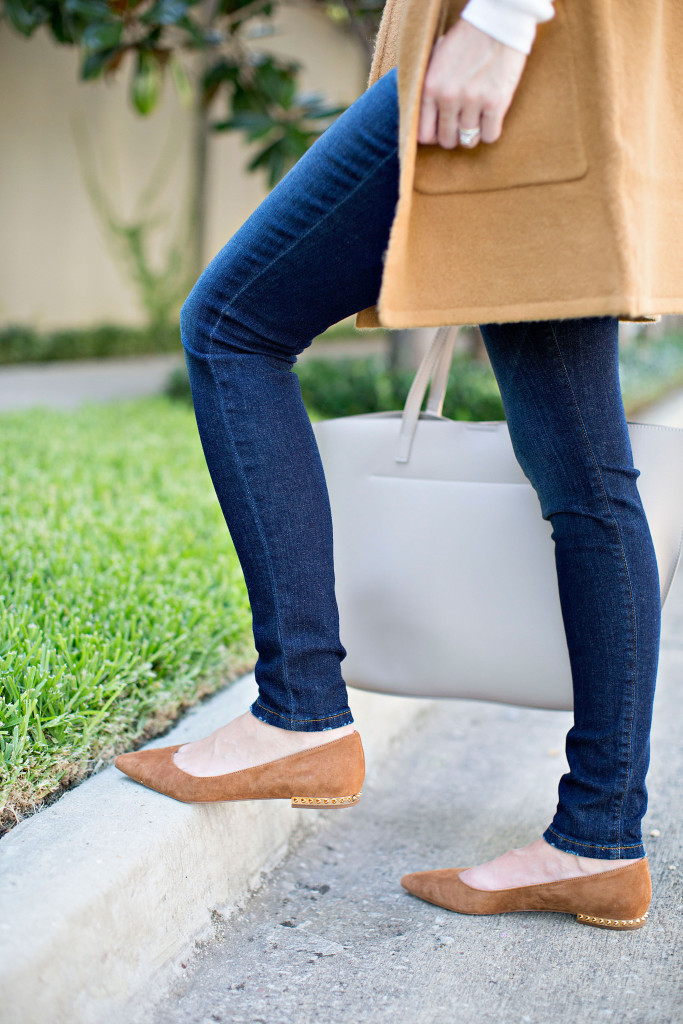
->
[312, 326, 683, 711]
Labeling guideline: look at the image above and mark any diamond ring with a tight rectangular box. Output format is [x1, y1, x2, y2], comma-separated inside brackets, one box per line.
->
[458, 126, 481, 146]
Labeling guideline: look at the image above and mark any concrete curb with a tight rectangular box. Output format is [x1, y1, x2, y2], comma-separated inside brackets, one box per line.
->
[0, 673, 433, 1024]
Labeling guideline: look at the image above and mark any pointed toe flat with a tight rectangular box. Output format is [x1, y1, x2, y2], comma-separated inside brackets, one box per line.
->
[114, 731, 365, 808]
[401, 858, 651, 930]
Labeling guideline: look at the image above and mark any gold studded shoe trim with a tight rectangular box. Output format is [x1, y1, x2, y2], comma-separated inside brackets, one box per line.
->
[576, 910, 649, 930]
[291, 792, 362, 809]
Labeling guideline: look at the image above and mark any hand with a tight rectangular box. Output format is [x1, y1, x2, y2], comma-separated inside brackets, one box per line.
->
[418, 19, 528, 150]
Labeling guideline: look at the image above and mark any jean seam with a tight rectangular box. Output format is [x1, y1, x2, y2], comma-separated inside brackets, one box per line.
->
[545, 825, 643, 851]
[207, 142, 400, 351]
[547, 323, 638, 854]
[203, 344, 296, 718]
[253, 700, 351, 725]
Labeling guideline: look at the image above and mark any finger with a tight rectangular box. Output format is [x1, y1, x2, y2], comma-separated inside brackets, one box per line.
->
[436, 91, 461, 149]
[417, 93, 439, 144]
[480, 107, 503, 144]
[458, 100, 483, 148]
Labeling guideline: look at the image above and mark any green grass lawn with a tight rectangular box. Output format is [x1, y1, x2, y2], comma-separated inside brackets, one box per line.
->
[0, 397, 256, 832]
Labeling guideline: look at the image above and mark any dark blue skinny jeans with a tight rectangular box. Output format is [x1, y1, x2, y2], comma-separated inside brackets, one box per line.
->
[180, 66, 661, 860]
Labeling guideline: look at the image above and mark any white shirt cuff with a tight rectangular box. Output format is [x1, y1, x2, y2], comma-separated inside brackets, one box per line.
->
[460, 0, 555, 55]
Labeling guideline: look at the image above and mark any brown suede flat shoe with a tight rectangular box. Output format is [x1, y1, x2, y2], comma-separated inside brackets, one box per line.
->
[114, 731, 365, 808]
[401, 857, 651, 930]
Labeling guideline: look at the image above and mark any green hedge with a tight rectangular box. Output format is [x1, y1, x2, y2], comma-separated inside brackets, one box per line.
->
[168, 352, 507, 421]
[296, 352, 505, 420]
[168, 331, 683, 421]
[0, 397, 256, 832]
[618, 331, 683, 411]
[0, 320, 367, 366]
[0, 324, 182, 364]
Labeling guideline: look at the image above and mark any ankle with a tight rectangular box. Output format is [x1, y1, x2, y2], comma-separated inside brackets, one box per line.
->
[248, 711, 355, 745]
[541, 838, 645, 875]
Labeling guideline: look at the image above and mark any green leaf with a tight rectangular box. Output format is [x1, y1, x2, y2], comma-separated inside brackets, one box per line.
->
[202, 57, 240, 91]
[2, 0, 51, 36]
[279, 77, 296, 110]
[296, 91, 347, 121]
[217, 0, 273, 24]
[131, 50, 163, 115]
[305, 104, 347, 120]
[64, 0, 111, 18]
[48, 2, 80, 43]
[175, 12, 207, 47]
[246, 136, 288, 187]
[250, 57, 300, 107]
[141, 0, 190, 26]
[81, 20, 123, 50]
[213, 109, 274, 138]
[81, 45, 120, 79]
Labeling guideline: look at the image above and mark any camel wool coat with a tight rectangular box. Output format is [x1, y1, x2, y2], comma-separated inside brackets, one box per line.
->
[354, 0, 683, 330]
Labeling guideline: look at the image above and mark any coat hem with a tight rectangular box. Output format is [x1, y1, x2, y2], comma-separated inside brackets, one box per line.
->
[354, 296, 675, 330]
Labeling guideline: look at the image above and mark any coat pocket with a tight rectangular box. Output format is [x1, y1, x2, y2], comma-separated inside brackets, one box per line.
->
[412, 0, 588, 195]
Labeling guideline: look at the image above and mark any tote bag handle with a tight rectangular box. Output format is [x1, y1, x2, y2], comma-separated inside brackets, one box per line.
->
[395, 325, 461, 463]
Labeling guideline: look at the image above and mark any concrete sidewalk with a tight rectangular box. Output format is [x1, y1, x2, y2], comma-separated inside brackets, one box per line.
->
[139, 578, 683, 1024]
[0, 353, 186, 410]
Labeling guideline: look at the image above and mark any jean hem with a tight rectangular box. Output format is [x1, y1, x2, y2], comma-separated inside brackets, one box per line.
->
[250, 700, 354, 733]
[543, 825, 646, 860]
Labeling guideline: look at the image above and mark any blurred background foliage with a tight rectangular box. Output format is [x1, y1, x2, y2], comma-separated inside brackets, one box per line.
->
[1, 0, 384, 187]
[0, 322, 181, 362]
[1, 0, 385, 331]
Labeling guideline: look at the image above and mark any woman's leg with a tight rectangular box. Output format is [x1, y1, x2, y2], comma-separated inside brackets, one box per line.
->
[460, 316, 661, 887]
[175, 68, 400, 774]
